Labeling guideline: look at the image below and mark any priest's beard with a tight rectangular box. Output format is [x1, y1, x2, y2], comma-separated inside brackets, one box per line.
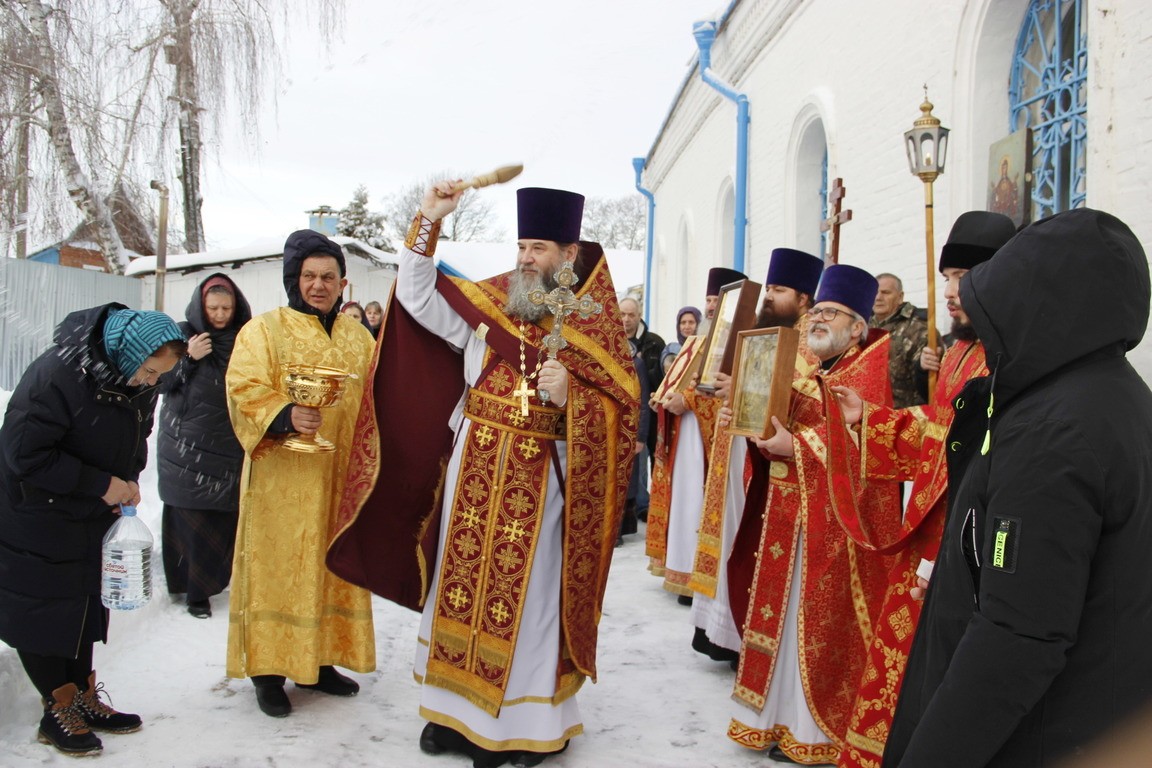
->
[756, 305, 800, 329]
[506, 265, 560, 323]
[807, 321, 854, 360]
[951, 316, 978, 343]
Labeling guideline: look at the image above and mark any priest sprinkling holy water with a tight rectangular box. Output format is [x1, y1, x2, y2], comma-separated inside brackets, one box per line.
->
[328, 181, 640, 767]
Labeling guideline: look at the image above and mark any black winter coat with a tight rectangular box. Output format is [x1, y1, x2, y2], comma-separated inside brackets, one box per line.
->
[0, 303, 160, 656]
[156, 274, 252, 511]
[885, 209, 1152, 767]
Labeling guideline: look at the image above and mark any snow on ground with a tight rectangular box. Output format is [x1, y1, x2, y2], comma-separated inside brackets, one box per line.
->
[0, 400, 767, 768]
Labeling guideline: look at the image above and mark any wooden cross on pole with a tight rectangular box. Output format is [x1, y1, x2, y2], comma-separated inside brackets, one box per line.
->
[528, 260, 603, 359]
[820, 177, 854, 264]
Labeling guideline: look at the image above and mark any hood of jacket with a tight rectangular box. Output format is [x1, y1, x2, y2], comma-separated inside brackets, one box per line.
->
[184, 272, 254, 335]
[52, 302, 129, 387]
[960, 208, 1149, 404]
[282, 229, 346, 330]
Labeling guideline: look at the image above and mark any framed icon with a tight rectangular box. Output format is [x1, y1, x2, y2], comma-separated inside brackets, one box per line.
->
[728, 326, 800, 439]
[695, 279, 761, 393]
[653, 334, 704, 402]
[987, 129, 1032, 228]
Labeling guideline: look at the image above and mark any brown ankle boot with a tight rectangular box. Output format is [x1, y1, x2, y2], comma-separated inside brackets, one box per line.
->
[38, 683, 103, 755]
[76, 672, 142, 733]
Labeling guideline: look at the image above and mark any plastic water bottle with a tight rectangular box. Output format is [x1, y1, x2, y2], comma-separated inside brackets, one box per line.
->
[101, 504, 153, 610]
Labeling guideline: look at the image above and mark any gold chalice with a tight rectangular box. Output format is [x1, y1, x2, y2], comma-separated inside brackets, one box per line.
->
[283, 364, 357, 453]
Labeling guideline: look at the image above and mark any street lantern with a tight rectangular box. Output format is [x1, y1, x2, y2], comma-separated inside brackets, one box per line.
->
[904, 87, 949, 399]
[904, 90, 949, 181]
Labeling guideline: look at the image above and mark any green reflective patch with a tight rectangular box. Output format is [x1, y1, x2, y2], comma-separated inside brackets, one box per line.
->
[989, 516, 1020, 573]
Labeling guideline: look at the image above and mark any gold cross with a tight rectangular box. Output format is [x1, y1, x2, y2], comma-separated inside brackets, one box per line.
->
[511, 377, 535, 416]
[527, 260, 603, 360]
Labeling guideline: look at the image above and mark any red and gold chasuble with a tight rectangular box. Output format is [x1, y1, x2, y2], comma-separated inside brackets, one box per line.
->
[424, 352, 571, 713]
[644, 390, 720, 573]
[832, 340, 987, 768]
[691, 317, 816, 596]
[729, 333, 900, 762]
[330, 243, 639, 718]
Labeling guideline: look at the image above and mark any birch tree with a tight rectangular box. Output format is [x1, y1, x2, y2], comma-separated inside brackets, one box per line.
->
[0, 0, 345, 270]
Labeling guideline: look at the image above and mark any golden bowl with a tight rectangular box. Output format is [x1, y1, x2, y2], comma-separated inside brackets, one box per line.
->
[282, 365, 357, 453]
[284, 365, 354, 408]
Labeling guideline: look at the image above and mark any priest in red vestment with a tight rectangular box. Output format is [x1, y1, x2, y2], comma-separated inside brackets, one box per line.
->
[647, 267, 744, 596]
[328, 183, 638, 768]
[690, 248, 823, 664]
[726, 264, 901, 765]
[826, 212, 1017, 768]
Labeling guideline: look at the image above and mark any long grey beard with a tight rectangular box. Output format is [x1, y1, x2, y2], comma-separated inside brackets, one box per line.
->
[807, 322, 854, 359]
[506, 267, 560, 323]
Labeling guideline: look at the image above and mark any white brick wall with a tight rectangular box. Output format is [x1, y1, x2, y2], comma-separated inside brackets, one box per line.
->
[642, 0, 1152, 379]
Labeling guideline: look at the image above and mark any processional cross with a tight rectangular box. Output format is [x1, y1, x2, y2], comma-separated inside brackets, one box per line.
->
[820, 177, 854, 264]
[521, 260, 602, 406]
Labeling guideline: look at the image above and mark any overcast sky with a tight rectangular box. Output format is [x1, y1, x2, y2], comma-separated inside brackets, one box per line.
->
[199, 1, 726, 250]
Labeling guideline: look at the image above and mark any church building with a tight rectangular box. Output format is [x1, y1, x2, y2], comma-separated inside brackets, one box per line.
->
[636, 0, 1152, 377]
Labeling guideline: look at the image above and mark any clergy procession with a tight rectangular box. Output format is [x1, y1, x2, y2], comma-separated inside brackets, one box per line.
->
[3, 169, 1152, 768]
[4, 2, 1152, 766]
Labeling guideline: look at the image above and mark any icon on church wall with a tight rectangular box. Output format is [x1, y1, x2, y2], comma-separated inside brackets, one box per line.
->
[987, 130, 1032, 228]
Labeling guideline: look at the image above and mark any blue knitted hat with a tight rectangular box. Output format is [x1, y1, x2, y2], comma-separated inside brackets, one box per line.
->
[102, 308, 184, 377]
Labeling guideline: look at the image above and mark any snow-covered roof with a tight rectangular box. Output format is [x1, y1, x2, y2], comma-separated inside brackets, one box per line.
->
[123, 237, 646, 294]
[124, 236, 395, 277]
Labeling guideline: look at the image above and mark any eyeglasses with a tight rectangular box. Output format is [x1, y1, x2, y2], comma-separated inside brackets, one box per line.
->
[807, 306, 854, 322]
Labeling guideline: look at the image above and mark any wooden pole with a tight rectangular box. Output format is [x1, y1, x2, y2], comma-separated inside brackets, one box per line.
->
[923, 179, 937, 400]
[151, 181, 169, 312]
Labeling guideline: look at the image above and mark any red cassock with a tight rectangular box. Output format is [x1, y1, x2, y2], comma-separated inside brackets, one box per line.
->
[727, 330, 901, 764]
[829, 339, 988, 768]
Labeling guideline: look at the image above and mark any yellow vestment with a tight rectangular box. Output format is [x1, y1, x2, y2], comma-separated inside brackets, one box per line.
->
[225, 308, 375, 682]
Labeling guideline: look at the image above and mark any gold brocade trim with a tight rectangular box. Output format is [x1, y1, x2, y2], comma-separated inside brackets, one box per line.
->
[464, 388, 565, 439]
[728, 718, 773, 750]
[846, 726, 887, 758]
[732, 684, 766, 711]
[419, 707, 583, 753]
[743, 631, 778, 654]
[661, 576, 693, 597]
[404, 213, 441, 256]
[846, 538, 874, 651]
[923, 420, 948, 441]
[426, 404, 551, 715]
[449, 264, 639, 400]
[230, 605, 375, 629]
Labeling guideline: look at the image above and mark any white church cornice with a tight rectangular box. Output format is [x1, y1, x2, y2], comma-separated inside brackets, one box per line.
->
[644, 0, 809, 189]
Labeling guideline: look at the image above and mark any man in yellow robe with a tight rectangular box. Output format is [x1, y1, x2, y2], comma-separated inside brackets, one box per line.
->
[225, 229, 376, 718]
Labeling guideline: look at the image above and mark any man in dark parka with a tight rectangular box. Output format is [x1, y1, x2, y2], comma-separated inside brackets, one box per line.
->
[883, 208, 1152, 767]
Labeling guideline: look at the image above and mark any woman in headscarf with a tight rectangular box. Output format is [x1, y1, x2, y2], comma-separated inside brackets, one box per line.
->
[363, 300, 384, 339]
[0, 304, 185, 756]
[157, 274, 252, 619]
[659, 306, 702, 374]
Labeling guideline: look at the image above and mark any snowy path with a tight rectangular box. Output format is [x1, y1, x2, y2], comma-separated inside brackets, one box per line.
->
[0, 519, 770, 768]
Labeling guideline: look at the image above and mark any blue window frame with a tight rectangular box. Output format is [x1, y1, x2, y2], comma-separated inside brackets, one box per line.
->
[1009, 0, 1088, 219]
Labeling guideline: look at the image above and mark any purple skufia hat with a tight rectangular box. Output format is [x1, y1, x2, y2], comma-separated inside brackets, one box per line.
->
[766, 248, 824, 296]
[517, 187, 585, 243]
[706, 267, 747, 296]
[814, 264, 879, 321]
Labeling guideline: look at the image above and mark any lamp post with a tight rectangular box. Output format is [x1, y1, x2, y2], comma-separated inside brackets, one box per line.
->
[903, 87, 949, 400]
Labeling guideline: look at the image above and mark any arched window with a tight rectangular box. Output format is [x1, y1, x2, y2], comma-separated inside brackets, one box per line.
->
[1009, 0, 1087, 219]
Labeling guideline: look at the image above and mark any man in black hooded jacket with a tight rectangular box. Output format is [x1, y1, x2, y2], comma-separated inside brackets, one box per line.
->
[883, 208, 1152, 767]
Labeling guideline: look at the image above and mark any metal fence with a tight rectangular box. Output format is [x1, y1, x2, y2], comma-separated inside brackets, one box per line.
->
[0, 259, 143, 391]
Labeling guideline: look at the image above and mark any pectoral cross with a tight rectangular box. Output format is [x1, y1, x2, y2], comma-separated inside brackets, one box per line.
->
[820, 177, 853, 264]
[528, 260, 603, 360]
[512, 377, 535, 416]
